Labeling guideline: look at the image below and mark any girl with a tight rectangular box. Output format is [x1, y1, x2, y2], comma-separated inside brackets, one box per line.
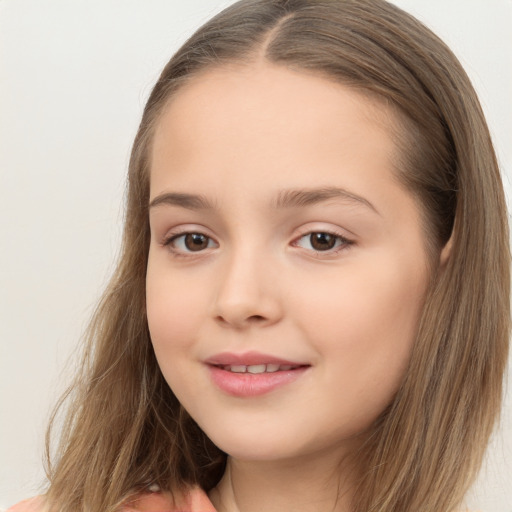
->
[8, 0, 510, 511]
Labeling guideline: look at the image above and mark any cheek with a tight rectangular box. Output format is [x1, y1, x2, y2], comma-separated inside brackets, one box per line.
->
[146, 261, 206, 356]
[293, 253, 427, 398]
[145, 266, 210, 402]
[296, 258, 425, 337]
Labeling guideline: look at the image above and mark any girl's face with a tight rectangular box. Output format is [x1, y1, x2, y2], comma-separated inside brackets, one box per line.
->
[146, 64, 435, 462]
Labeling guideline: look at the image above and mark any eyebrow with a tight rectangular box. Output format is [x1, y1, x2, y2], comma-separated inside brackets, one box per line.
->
[149, 186, 378, 214]
[272, 187, 378, 214]
[149, 192, 216, 210]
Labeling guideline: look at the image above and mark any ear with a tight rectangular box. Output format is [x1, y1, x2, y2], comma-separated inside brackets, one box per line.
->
[439, 234, 453, 268]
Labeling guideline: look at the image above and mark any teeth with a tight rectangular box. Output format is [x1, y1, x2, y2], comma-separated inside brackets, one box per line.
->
[247, 364, 266, 374]
[222, 363, 299, 373]
[230, 365, 247, 373]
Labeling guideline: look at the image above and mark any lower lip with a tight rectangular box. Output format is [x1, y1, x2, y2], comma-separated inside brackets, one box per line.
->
[208, 365, 309, 397]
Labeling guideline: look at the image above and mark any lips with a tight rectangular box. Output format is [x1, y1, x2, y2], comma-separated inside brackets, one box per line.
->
[205, 351, 310, 397]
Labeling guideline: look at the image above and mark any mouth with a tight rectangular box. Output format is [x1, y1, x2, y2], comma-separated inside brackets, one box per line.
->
[205, 352, 310, 397]
[204, 350, 308, 368]
[213, 363, 304, 374]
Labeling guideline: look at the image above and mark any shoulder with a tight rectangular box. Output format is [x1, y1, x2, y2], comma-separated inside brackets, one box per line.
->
[6, 487, 216, 512]
[6, 496, 47, 512]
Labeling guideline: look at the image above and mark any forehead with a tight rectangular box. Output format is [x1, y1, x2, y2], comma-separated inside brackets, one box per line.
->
[152, 64, 398, 159]
[150, 63, 402, 191]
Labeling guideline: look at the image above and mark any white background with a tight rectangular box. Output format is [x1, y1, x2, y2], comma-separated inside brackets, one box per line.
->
[0, 0, 511, 510]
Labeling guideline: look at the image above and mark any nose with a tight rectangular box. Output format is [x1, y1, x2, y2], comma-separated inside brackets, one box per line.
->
[212, 249, 283, 329]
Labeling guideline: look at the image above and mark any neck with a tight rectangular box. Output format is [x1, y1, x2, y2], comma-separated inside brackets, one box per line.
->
[208, 447, 360, 512]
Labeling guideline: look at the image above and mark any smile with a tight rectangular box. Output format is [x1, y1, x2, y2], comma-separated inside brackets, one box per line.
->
[205, 352, 310, 397]
[217, 363, 300, 373]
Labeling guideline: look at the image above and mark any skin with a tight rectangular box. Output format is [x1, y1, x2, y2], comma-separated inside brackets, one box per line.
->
[146, 63, 442, 512]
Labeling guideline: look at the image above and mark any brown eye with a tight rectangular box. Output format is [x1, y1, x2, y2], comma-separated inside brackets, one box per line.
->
[310, 232, 337, 251]
[184, 233, 210, 251]
[166, 232, 216, 253]
[294, 231, 352, 254]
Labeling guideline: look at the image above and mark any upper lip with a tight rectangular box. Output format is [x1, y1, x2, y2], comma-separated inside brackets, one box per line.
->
[204, 351, 308, 367]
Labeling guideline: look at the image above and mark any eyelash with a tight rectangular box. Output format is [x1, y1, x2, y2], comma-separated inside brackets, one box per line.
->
[162, 230, 354, 257]
[292, 230, 354, 255]
[162, 231, 217, 257]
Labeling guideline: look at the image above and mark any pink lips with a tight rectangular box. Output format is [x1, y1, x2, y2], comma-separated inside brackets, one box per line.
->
[205, 351, 310, 397]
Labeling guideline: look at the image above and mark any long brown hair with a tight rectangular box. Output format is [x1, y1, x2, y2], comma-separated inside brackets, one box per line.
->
[45, 1, 510, 511]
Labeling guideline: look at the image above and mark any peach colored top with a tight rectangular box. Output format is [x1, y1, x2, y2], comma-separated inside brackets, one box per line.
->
[6, 491, 479, 512]
[6, 488, 216, 512]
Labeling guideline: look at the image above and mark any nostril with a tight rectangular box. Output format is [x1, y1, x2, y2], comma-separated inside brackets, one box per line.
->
[215, 313, 267, 327]
[248, 315, 266, 322]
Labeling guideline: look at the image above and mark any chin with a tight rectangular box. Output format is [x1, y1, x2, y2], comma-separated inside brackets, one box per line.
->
[200, 422, 356, 465]
[215, 440, 299, 462]
[199, 423, 297, 461]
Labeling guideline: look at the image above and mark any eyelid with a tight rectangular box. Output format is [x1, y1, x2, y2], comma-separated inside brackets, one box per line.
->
[159, 224, 214, 244]
[161, 226, 219, 257]
[291, 228, 355, 255]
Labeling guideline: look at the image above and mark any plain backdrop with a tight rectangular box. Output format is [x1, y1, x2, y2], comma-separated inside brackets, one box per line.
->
[1, 0, 511, 510]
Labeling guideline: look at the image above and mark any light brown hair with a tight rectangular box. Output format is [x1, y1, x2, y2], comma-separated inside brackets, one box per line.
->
[45, 1, 510, 511]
